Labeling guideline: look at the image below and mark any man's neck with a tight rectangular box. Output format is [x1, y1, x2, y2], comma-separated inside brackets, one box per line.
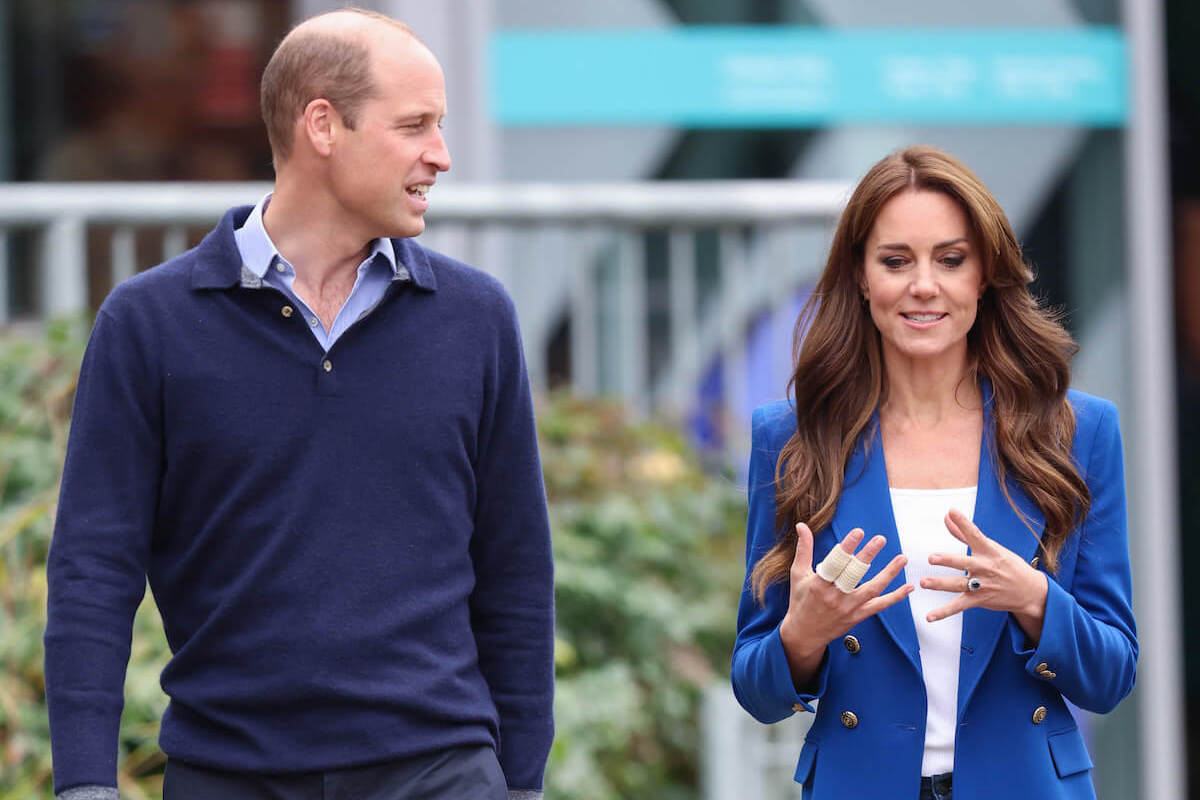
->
[262, 179, 376, 288]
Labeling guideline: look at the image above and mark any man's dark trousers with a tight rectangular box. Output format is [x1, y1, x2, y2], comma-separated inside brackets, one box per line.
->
[163, 745, 507, 800]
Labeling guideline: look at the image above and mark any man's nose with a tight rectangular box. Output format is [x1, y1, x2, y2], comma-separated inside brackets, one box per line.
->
[425, 130, 451, 172]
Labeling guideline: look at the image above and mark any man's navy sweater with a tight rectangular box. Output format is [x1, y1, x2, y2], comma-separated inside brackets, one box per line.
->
[43, 207, 555, 794]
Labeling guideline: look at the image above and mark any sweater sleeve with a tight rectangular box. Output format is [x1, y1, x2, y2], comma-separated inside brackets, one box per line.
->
[468, 293, 555, 793]
[44, 307, 162, 794]
[1006, 400, 1138, 713]
[731, 405, 830, 723]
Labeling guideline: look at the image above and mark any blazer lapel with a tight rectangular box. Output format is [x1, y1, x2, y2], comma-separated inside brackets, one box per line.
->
[831, 418, 922, 678]
[956, 383, 1045, 716]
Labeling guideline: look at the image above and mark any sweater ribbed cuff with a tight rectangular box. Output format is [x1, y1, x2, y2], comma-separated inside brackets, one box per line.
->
[57, 788, 119, 800]
[508, 792, 543, 800]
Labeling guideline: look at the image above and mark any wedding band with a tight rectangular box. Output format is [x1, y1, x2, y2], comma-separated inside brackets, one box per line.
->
[815, 546, 853, 582]
[966, 577, 982, 593]
[834, 557, 871, 593]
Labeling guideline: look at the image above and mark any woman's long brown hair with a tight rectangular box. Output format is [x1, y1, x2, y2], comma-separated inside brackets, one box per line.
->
[750, 146, 1090, 604]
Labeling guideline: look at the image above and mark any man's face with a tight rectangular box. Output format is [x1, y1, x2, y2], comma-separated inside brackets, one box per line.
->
[329, 34, 451, 240]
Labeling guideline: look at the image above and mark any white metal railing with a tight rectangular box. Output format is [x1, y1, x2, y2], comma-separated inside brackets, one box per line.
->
[0, 180, 848, 428]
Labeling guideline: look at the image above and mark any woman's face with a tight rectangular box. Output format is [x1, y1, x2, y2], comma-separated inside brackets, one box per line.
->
[860, 190, 985, 368]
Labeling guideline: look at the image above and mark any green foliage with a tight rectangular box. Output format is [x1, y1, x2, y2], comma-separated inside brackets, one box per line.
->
[0, 326, 747, 800]
[539, 396, 746, 800]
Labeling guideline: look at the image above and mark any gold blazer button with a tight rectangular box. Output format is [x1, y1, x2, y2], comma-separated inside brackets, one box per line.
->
[843, 635, 860, 654]
[841, 710, 859, 729]
[1032, 706, 1047, 724]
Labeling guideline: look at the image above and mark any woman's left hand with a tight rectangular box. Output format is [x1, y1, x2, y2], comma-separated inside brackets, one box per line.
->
[922, 508, 1049, 643]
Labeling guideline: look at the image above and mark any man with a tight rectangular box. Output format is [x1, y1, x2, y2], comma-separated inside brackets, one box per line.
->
[43, 9, 554, 800]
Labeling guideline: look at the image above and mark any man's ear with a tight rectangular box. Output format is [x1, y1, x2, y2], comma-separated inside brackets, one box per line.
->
[302, 98, 337, 157]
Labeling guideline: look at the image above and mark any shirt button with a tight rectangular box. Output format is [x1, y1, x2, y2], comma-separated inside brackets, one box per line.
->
[309, 317, 319, 327]
[275, 262, 286, 272]
[281, 305, 293, 318]
[322, 359, 332, 373]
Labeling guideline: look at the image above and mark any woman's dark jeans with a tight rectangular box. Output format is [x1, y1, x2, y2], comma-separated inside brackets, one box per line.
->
[919, 772, 953, 800]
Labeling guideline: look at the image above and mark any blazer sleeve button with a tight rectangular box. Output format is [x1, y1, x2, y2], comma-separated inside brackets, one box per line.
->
[792, 703, 804, 713]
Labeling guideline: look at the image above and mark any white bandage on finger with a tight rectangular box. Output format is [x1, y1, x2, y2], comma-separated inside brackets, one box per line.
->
[815, 546, 853, 582]
[834, 557, 870, 593]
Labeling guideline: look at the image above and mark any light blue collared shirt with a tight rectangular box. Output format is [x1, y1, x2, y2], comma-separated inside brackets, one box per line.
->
[233, 194, 400, 351]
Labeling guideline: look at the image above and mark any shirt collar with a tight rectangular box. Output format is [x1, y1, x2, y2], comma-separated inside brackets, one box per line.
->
[234, 192, 400, 281]
[192, 205, 437, 293]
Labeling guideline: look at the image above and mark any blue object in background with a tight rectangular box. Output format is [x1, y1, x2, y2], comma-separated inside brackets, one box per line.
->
[492, 27, 1127, 127]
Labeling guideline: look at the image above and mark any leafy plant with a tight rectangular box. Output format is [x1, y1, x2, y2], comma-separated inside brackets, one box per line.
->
[0, 325, 748, 799]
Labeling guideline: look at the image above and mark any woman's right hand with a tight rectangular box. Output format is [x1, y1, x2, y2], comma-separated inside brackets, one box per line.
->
[778, 523, 913, 688]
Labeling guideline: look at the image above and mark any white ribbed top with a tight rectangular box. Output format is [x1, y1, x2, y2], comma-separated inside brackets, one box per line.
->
[889, 486, 977, 777]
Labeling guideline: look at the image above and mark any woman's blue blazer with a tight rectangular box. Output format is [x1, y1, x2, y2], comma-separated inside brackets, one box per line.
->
[732, 388, 1137, 800]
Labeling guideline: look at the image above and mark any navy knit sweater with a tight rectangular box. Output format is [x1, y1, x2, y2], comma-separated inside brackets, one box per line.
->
[44, 207, 555, 794]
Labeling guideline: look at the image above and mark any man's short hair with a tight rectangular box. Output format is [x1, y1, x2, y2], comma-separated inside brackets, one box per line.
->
[260, 8, 415, 164]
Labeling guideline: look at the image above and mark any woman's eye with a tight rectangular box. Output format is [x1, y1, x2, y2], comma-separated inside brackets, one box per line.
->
[883, 257, 906, 268]
[942, 255, 965, 268]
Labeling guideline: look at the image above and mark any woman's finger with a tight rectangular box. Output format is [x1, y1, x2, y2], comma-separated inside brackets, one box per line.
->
[792, 522, 815, 577]
[854, 534, 888, 563]
[858, 581, 916, 619]
[927, 552, 976, 572]
[919, 574, 976, 593]
[838, 527, 865, 555]
[944, 510, 989, 550]
[926, 593, 975, 623]
[857, 552, 908, 596]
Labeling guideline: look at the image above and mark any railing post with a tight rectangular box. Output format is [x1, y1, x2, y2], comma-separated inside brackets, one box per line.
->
[41, 216, 87, 317]
[0, 230, 9, 324]
[617, 230, 647, 414]
[667, 227, 698, 414]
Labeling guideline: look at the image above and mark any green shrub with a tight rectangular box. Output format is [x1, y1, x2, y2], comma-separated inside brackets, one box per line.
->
[0, 325, 747, 799]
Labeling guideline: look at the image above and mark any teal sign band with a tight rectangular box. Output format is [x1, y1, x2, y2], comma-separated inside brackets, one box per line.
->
[491, 27, 1127, 127]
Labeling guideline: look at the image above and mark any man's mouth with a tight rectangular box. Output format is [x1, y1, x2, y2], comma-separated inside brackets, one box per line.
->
[407, 184, 431, 200]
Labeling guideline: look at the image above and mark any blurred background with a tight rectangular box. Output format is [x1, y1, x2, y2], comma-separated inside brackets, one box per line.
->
[0, 0, 1192, 798]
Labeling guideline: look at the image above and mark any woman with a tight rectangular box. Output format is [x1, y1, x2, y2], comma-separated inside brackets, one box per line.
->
[731, 146, 1136, 800]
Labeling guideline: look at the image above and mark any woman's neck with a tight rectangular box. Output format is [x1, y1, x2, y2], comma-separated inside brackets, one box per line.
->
[879, 350, 980, 428]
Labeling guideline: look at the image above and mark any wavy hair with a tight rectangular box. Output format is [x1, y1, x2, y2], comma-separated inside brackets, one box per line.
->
[750, 146, 1089, 604]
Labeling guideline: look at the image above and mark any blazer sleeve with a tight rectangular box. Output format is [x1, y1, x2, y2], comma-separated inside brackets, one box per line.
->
[1007, 399, 1138, 713]
[730, 404, 830, 723]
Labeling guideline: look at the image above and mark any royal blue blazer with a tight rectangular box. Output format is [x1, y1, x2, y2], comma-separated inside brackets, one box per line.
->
[732, 388, 1137, 800]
